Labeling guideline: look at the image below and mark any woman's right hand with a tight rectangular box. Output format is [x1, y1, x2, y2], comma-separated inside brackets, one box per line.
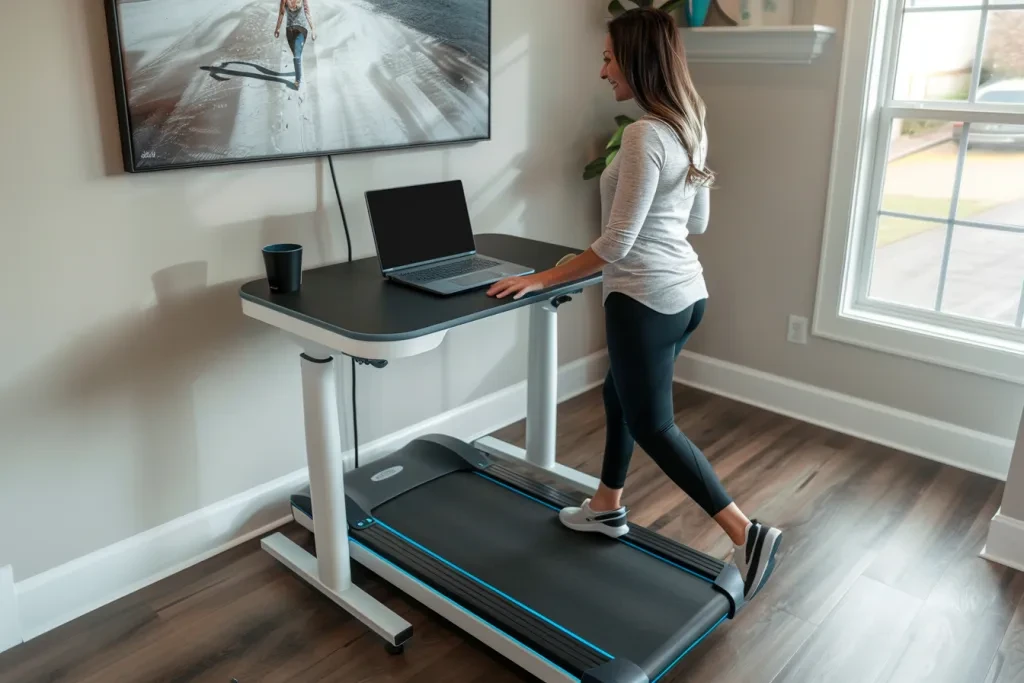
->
[274, 29, 280, 38]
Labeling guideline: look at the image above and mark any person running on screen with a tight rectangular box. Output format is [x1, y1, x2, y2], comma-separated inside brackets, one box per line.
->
[275, 0, 317, 90]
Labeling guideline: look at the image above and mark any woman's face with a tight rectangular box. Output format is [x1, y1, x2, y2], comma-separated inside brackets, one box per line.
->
[601, 34, 633, 102]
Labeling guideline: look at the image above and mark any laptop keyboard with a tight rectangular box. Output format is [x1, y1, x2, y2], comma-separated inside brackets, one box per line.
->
[403, 256, 501, 283]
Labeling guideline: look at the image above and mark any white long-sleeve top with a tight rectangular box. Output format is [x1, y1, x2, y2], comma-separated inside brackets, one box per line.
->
[592, 117, 711, 315]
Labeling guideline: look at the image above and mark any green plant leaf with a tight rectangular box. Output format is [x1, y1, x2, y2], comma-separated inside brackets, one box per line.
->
[606, 148, 619, 166]
[583, 158, 607, 180]
[608, 0, 627, 16]
[635, 0, 655, 6]
[659, 0, 686, 13]
[606, 125, 626, 151]
[614, 115, 635, 128]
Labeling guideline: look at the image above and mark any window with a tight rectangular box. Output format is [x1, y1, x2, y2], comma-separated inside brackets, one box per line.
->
[815, 0, 1024, 383]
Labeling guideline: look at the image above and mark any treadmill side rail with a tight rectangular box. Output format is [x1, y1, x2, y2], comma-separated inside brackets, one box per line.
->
[353, 522, 612, 676]
[581, 659, 649, 683]
[713, 563, 746, 617]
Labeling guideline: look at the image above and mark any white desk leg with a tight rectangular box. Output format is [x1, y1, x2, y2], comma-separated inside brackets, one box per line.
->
[301, 353, 351, 590]
[474, 300, 600, 496]
[262, 353, 412, 649]
[526, 301, 558, 470]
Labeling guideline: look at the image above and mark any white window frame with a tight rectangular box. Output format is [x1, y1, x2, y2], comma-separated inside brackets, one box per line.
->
[814, 0, 1024, 385]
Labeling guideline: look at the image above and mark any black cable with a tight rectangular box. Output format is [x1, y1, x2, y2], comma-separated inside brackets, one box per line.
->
[328, 156, 353, 266]
[327, 155, 359, 470]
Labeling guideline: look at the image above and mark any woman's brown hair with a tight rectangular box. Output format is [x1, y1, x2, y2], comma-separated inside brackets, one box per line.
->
[608, 8, 714, 187]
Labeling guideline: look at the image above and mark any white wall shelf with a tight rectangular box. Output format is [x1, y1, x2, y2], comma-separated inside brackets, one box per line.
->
[681, 25, 837, 64]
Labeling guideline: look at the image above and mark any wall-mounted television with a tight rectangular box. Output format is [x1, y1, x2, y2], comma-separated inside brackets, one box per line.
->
[104, 0, 491, 173]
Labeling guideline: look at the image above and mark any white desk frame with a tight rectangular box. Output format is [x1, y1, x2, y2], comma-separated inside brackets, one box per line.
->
[241, 294, 600, 663]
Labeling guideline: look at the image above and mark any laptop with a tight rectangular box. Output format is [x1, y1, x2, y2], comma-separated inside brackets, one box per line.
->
[365, 179, 535, 295]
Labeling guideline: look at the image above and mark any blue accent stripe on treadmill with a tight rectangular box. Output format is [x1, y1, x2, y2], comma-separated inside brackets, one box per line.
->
[474, 472, 562, 512]
[349, 538, 578, 680]
[373, 519, 614, 659]
[475, 471, 715, 585]
[651, 613, 728, 683]
[618, 539, 714, 584]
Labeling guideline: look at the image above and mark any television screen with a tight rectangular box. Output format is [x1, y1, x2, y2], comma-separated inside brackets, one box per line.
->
[104, 0, 491, 173]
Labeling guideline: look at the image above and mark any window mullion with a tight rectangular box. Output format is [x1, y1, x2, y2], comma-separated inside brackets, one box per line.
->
[852, 0, 907, 308]
[933, 122, 971, 312]
[935, 2, 989, 312]
[967, 0, 991, 103]
[904, 2, 1024, 11]
[887, 104, 1024, 125]
[1017, 281, 1024, 329]
[857, 108, 897, 304]
[880, 0, 908, 107]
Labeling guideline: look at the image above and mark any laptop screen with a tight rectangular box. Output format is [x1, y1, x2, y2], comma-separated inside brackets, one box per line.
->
[366, 180, 476, 272]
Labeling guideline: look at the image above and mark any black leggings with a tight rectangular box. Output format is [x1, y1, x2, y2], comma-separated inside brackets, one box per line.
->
[601, 292, 733, 517]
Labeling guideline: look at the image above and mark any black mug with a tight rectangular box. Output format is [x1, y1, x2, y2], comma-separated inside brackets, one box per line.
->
[262, 243, 303, 293]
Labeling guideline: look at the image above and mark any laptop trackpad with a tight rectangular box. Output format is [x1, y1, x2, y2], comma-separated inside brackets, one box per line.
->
[453, 271, 498, 287]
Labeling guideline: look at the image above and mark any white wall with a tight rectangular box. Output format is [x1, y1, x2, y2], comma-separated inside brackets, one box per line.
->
[0, 0, 617, 582]
[681, 0, 1024, 444]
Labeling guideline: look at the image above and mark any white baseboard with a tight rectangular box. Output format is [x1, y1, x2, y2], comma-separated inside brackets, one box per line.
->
[982, 510, 1024, 573]
[10, 350, 608, 648]
[14, 468, 308, 645]
[0, 566, 20, 653]
[674, 350, 1014, 481]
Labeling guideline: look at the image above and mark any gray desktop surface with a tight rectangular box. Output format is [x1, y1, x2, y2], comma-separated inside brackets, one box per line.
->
[240, 234, 602, 343]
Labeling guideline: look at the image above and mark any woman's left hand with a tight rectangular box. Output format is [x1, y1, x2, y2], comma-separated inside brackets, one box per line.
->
[487, 273, 548, 300]
[311, 31, 317, 40]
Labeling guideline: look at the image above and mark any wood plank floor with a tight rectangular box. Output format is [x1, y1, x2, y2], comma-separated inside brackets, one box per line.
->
[1, 384, 1018, 683]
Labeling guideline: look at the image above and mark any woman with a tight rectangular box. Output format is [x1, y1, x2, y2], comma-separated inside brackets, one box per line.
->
[487, 7, 782, 601]
[274, 0, 317, 90]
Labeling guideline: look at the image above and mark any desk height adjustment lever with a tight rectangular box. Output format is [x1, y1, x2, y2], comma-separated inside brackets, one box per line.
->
[550, 294, 573, 309]
[350, 358, 385, 368]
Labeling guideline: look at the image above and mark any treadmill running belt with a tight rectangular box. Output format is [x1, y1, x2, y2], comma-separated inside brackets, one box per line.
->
[371, 470, 730, 678]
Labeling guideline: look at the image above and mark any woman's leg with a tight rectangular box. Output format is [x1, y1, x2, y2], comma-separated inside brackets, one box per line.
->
[286, 28, 305, 86]
[602, 295, 736, 525]
[559, 295, 724, 538]
[667, 301, 752, 545]
[557, 367, 635, 538]
[598, 293, 781, 598]
[293, 31, 305, 86]
[588, 370, 634, 512]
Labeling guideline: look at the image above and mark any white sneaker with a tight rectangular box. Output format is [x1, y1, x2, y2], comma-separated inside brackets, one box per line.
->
[558, 498, 629, 538]
[733, 519, 783, 600]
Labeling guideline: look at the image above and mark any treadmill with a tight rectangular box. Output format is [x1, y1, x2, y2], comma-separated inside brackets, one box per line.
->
[290, 434, 745, 683]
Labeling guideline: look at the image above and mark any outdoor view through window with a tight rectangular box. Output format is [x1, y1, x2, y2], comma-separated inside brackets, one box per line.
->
[867, 6, 1024, 331]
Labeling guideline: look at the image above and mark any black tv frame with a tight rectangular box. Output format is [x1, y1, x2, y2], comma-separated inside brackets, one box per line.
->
[103, 0, 492, 174]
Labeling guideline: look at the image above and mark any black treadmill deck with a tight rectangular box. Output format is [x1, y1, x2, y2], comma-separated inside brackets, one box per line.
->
[371, 470, 728, 674]
[292, 436, 736, 682]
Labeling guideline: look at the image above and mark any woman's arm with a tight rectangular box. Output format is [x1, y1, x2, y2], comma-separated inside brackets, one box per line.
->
[275, 0, 285, 35]
[488, 121, 662, 300]
[588, 120, 664, 264]
[304, 0, 316, 37]
[486, 248, 606, 300]
[686, 185, 710, 235]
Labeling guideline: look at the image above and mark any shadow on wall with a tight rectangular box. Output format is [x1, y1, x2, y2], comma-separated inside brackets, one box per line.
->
[0, 199, 331, 578]
[0, 263, 244, 534]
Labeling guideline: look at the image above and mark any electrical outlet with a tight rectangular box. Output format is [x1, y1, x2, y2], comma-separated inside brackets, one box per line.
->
[787, 315, 809, 345]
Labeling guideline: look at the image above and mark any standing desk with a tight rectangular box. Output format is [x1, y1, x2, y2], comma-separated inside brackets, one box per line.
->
[239, 234, 742, 683]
